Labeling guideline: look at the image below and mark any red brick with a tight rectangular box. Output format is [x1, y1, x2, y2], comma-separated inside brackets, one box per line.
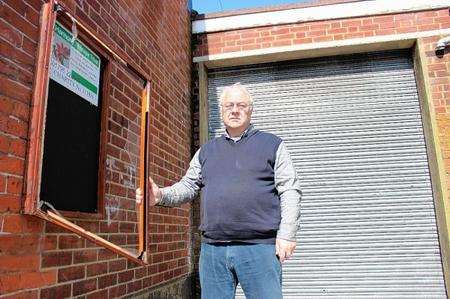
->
[1, 3, 38, 40]
[223, 34, 240, 41]
[21, 36, 37, 57]
[118, 269, 134, 283]
[236, 38, 256, 45]
[58, 235, 85, 249]
[0, 155, 24, 175]
[394, 13, 414, 21]
[375, 29, 396, 35]
[73, 249, 98, 263]
[109, 234, 127, 245]
[0, 76, 31, 103]
[2, 289, 38, 299]
[360, 24, 379, 31]
[72, 278, 97, 296]
[108, 284, 126, 297]
[0, 234, 43, 255]
[151, 273, 164, 285]
[8, 138, 27, 157]
[345, 32, 365, 39]
[42, 251, 73, 268]
[0, 19, 22, 48]
[127, 259, 141, 270]
[377, 21, 396, 30]
[362, 19, 373, 26]
[272, 40, 292, 47]
[419, 24, 441, 31]
[58, 265, 86, 282]
[313, 36, 334, 42]
[290, 25, 310, 32]
[87, 289, 108, 299]
[0, 194, 20, 212]
[40, 284, 72, 299]
[44, 235, 57, 251]
[127, 279, 142, 293]
[119, 222, 135, 233]
[241, 32, 259, 39]
[109, 258, 127, 272]
[1, 115, 28, 138]
[306, 29, 326, 37]
[135, 267, 147, 279]
[157, 262, 168, 272]
[310, 22, 330, 31]
[0, 270, 56, 293]
[75, 220, 100, 233]
[0, 40, 34, 70]
[6, 175, 22, 194]
[342, 20, 362, 27]
[275, 33, 295, 41]
[270, 27, 289, 35]
[223, 46, 241, 53]
[87, 262, 108, 277]
[293, 37, 312, 45]
[0, 134, 9, 154]
[98, 248, 117, 261]
[396, 27, 417, 34]
[0, 254, 40, 272]
[373, 15, 395, 23]
[45, 222, 68, 233]
[327, 27, 347, 34]
[2, 214, 43, 234]
[98, 273, 117, 288]
[0, 174, 5, 192]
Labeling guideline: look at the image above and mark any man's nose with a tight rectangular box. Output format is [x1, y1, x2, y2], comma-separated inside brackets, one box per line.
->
[231, 104, 240, 113]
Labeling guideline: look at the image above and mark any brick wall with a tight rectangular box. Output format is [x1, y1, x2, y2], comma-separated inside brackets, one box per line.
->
[1, 0, 192, 298]
[421, 35, 450, 197]
[194, 9, 450, 56]
[191, 6, 450, 294]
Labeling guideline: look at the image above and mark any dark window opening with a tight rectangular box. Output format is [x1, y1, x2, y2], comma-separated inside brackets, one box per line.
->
[40, 74, 104, 213]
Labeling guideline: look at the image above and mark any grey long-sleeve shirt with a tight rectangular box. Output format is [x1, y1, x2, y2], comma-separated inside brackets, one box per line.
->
[160, 129, 302, 242]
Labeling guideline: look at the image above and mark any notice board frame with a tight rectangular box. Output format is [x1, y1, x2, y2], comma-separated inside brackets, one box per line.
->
[24, 0, 150, 264]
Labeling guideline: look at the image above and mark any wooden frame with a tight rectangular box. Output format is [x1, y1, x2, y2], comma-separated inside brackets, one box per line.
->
[25, 0, 151, 264]
[44, 16, 111, 220]
[139, 82, 150, 257]
[198, 62, 209, 145]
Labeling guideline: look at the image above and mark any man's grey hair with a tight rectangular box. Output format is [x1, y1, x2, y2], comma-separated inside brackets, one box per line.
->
[219, 83, 254, 106]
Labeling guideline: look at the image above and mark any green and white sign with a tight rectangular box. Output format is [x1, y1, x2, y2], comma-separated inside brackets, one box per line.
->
[49, 22, 101, 106]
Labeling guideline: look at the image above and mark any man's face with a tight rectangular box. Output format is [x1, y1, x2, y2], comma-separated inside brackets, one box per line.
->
[220, 89, 253, 134]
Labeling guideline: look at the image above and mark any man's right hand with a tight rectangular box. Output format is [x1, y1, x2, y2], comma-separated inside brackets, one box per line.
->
[136, 177, 162, 206]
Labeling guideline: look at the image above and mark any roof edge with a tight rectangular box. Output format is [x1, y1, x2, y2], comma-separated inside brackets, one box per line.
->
[195, 0, 361, 20]
[192, 0, 450, 34]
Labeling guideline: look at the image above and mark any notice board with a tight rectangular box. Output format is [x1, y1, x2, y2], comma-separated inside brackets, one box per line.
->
[40, 21, 103, 213]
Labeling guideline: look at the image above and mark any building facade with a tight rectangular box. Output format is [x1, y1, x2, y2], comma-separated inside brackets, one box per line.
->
[192, 0, 450, 297]
[1, 0, 450, 298]
[1, 0, 194, 298]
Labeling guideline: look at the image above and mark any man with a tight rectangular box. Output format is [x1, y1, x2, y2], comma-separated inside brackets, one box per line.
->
[137, 83, 301, 298]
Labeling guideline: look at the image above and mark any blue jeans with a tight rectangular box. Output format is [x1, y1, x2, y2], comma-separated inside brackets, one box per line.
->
[199, 242, 282, 299]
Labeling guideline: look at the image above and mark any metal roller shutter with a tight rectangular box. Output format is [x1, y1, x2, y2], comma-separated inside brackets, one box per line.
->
[207, 50, 447, 298]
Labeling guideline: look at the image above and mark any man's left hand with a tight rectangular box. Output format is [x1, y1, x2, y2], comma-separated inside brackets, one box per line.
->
[276, 238, 296, 263]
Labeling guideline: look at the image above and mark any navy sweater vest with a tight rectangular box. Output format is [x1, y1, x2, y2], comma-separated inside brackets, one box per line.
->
[199, 129, 282, 243]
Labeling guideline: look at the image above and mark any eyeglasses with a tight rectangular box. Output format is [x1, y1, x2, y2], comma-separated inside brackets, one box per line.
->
[222, 103, 251, 111]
